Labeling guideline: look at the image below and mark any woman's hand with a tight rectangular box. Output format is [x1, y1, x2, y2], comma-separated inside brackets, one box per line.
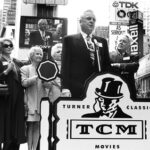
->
[3, 62, 14, 75]
[8, 62, 15, 70]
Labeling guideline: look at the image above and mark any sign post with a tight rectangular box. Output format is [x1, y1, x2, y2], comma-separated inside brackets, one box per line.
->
[37, 60, 59, 150]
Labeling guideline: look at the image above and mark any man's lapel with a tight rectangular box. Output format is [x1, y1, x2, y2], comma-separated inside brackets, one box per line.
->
[77, 33, 90, 56]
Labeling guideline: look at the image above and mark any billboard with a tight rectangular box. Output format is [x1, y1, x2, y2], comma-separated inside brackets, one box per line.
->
[53, 73, 150, 150]
[19, 16, 67, 48]
[109, 22, 128, 52]
[109, 0, 139, 22]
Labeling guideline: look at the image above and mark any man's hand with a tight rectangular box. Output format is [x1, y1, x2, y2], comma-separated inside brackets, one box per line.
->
[111, 63, 121, 68]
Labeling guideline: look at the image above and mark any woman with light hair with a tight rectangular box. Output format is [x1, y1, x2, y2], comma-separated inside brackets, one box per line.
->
[48, 43, 62, 102]
[20, 46, 52, 150]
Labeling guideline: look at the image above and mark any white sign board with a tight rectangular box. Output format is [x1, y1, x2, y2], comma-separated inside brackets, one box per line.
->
[109, 22, 128, 52]
[54, 73, 150, 150]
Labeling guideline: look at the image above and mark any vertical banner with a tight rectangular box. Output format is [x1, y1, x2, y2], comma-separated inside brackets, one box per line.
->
[129, 10, 144, 57]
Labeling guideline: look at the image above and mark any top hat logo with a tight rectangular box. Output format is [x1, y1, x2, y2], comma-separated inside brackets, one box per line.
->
[95, 77, 123, 99]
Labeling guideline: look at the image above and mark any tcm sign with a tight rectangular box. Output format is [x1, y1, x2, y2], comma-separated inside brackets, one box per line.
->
[71, 120, 143, 139]
[37, 60, 59, 81]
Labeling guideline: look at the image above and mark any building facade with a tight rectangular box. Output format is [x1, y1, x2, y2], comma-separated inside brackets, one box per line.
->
[143, 7, 150, 36]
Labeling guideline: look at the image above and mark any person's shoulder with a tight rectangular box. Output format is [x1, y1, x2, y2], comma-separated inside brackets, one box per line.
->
[93, 35, 107, 42]
[110, 50, 118, 56]
[46, 31, 52, 35]
[21, 64, 31, 71]
[64, 33, 80, 39]
[116, 106, 132, 118]
[82, 111, 100, 118]
[30, 30, 39, 35]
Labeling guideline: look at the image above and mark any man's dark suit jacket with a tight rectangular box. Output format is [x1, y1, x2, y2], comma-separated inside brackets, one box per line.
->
[82, 106, 132, 118]
[29, 30, 53, 46]
[61, 33, 111, 98]
[110, 51, 139, 100]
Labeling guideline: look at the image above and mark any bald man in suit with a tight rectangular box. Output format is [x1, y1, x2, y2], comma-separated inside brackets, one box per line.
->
[61, 10, 111, 98]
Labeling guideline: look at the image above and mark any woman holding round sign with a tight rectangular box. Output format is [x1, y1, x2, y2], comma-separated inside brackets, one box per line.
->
[20, 46, 52, 150]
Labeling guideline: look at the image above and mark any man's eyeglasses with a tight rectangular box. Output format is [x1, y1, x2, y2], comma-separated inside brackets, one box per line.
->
[3, 44, 13, 48]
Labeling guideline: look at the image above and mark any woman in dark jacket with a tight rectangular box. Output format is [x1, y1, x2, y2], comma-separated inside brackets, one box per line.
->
[0, 38, 26, 150]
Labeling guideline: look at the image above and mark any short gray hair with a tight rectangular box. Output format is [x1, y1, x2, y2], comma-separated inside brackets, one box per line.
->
[38, 19, 48, 26]
[28, 46, 43, 61]
[80, 9, 95, 21]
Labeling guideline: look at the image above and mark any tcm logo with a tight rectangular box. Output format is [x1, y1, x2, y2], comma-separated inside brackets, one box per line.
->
[112, 1, 138, 9]
[70, 120, 144, 139]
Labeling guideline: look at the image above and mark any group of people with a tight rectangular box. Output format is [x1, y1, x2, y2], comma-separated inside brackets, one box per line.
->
[0, 38, 63, 150]
[0, 9, 139, 150]
[0, 38, 27, 150]
[61, 9, 139, 119]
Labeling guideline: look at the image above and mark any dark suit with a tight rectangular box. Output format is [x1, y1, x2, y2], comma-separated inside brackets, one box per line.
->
[29, 30, 53, 47]
[61, 33, 110, 98]
[82, 106, 132, 118]
[110, 51, 139, 100]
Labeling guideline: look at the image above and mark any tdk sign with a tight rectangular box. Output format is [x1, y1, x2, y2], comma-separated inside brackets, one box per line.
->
[113, 1, 138, 9]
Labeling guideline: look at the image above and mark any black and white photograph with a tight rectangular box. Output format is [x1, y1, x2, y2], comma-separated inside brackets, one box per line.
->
[0, 0, 150, 150]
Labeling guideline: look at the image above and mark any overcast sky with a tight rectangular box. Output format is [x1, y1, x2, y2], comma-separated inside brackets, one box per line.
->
[1, 0, 150, 33]
[0, 0, 4, 10]
[56, 0, 149, 34]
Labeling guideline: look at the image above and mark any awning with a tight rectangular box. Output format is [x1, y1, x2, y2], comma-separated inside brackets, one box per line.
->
[23, 0, 68, 5]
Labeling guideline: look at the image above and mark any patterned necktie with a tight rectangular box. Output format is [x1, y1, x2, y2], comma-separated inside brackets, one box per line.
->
[86, 35, 95, 63]
[42, 31, 46, 40]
